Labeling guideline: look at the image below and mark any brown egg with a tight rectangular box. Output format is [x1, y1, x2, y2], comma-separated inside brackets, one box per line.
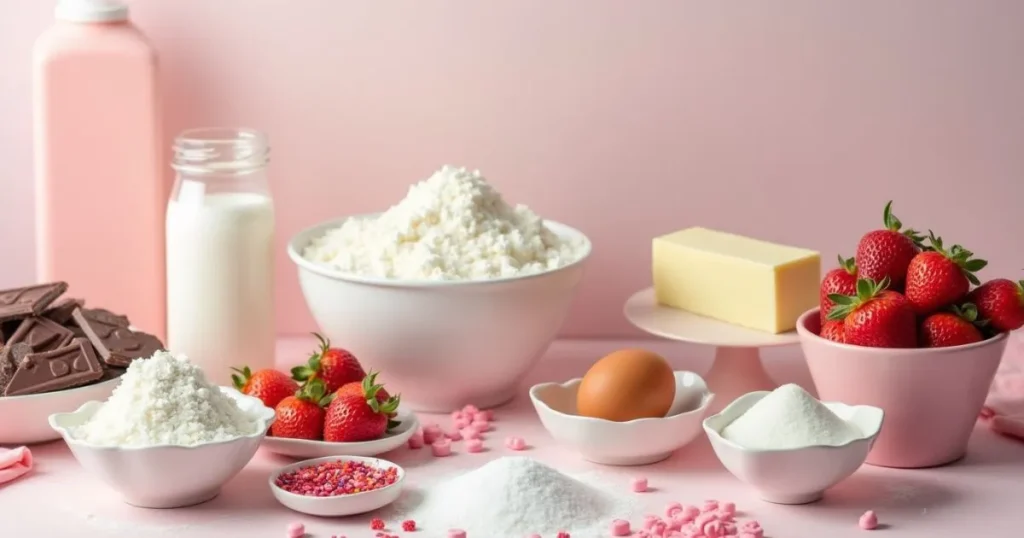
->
[576, 348, 675, 421]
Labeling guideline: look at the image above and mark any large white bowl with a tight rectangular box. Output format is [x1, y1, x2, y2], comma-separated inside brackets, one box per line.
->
[530, 371, 714, 465]
[49, 388, 275, 508]
[261, 409, 419, 458]
[288, 216, 591, 412]
[703, 391, 884, 505]
[269, 455, 405, 516]
[0, 376, 121, 445]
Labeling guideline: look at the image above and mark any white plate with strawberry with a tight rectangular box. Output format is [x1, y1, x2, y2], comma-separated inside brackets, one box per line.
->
[231, 334, 420, 458]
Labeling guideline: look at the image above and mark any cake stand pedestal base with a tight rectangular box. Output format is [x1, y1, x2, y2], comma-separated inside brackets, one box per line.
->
[704, 346, 777, 414]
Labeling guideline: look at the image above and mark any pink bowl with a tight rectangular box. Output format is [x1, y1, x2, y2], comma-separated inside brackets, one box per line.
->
[796, 308, 1008, 468]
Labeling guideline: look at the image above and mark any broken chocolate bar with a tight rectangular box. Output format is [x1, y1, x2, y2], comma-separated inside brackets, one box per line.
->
[43, 298, 84, 325]
[4, 338, 103, 396]
[0, 343, 30, 392]
[6, 316, 74, 353]
[72, 307, 163, 367]
[0, 282, 68, 323]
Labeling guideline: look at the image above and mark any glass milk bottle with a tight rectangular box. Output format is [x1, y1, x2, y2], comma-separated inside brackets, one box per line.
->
[165, 128, 275, 386]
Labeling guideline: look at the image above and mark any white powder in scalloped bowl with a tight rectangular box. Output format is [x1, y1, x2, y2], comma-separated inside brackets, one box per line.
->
[71, 351, 260, 447]
[302, 165, 587, 281]
[721, 383, 860, 450]
[396, 456, 640, 538]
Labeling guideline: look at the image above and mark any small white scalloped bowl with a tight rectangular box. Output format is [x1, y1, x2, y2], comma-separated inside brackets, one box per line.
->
[529, 371, 714, 465]
[49, 388, 275, 508]
[269, 455, 406, 516]
[703, 391, 884, 505]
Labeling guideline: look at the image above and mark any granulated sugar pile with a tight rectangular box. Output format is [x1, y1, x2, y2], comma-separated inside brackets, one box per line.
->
[721, 383, 860, 450]
[72, 351, 261, 447]
[302, 165, 587, 281]
[399, 456, 639, 537]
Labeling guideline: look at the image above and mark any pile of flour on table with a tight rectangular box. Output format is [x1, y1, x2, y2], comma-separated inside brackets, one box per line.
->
[71, 350, 261, 447]
[302, 165, 587, 281]
[721, 383, 861, 449]
[398, 456, 639, 538]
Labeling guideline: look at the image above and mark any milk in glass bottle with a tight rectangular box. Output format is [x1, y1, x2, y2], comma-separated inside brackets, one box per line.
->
[165, 128, 275, 385]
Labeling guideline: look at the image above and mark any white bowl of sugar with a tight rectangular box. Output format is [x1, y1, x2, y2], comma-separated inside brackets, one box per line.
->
[703, 384, 883, 505]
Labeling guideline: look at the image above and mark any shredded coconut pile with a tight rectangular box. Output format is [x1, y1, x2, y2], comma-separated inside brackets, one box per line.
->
[302, 165, 587, 280]
[72, 351, 261, 447]
[721, 383, 861, 450]
[398, 456, 638, 537]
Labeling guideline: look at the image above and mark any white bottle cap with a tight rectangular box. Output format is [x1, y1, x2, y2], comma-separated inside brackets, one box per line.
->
[55, 0, 129, 23]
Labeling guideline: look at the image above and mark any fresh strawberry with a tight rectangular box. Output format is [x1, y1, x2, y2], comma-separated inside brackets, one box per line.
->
[904, 231, 987, 314]
[323, 383, 401, 443]
[335, 371, 392, 404]
[820, 255, 858, 323]
[827, 277, 917, 348]
[854, 201, 923, 289]
[292, 333, 366, 393]
[231, 366, 298, 409]
[968, 278, 1024, 332]
[270, 379, 332, 440]
[820, 320, 847, 343]
[919, 304, 986, 348]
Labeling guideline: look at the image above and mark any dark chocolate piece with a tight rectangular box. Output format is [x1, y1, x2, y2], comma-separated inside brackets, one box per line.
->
[71, 308, 163, 367]
[0, 282, 68, 323]
[4, 338, 103, 396]
[7, 317, 74, 353]
[0, 343, 30, 393]
[43, 298, 84, 325]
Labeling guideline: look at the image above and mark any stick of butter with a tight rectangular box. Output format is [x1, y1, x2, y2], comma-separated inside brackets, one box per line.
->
[652, 227, 820, 334]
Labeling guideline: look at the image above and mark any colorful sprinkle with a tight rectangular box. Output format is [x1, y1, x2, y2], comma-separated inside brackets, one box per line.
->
[465, 438, 484, 453]
[431, 439, 453, 457]
[447, 529, 467, 538]
[274, 460, 399, 497]
[402, 520, 417, 531]
[286, 522, 304, 538]
[505, 436, 526, 450]
[632, 477, 648, 492]
[859, 510, 879, 530]
[609, 519, 631, 536]
[370, 518, 385, 530]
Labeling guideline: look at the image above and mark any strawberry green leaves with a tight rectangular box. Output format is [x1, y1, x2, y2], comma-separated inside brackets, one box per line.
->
[827, 276, 891, 321]
[230, 365, 252, 391]
[296, 377, 335, 407]
[926, 231, 987, 286]
[838, 255, 856, 275]
[882, 200, 925, 247]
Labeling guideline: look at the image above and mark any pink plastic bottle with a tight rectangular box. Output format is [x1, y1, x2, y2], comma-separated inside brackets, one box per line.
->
[33, 0, 165, 338]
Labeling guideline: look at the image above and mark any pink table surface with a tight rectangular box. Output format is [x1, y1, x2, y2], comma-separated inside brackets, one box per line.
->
[2, 338, 1023, 537]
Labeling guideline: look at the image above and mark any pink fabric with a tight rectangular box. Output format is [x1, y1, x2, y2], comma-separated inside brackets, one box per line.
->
[0, 446, 33, 485]
[981, 332, 1024, 440]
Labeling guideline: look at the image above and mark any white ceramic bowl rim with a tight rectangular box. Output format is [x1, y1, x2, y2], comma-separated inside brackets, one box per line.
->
[703, 390, 885, 453]
[0, 375, 121, 402]
[268, 455, 406, 502]
[797, 307, 1009, 354]
[48, 389, 275, 451]
[287, 215, 593, 287]
[529, 371, 714, 426]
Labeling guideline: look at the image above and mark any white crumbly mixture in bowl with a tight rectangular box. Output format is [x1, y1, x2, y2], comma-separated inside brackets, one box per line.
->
[71, 351, 261, 447]
[302, 165, 588, 281]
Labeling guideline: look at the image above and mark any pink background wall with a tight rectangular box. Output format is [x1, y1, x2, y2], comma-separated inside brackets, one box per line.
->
[1, 1, 1022, 338]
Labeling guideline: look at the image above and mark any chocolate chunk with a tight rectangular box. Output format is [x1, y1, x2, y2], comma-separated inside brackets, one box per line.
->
[7, 317, 74, 353]
[43, 298, 84, 325]
[0, 282, 68, 323]
[4, 338, 103, 396]
[71, 308, 162, 367]
[0, 343, 30, 393]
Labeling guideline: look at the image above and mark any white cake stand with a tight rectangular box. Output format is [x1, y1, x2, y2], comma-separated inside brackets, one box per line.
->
[624, 288, 800, 413]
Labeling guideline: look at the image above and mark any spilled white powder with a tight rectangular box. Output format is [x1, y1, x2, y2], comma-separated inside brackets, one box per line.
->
[302, 165, 587, 281]
[721, 383, 860, 449]
[71, 351, 261, 447]
[398, 457, 638, 537]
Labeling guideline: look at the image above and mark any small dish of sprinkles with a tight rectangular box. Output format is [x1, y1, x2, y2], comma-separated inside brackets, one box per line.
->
[269, 456, 406, 517]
